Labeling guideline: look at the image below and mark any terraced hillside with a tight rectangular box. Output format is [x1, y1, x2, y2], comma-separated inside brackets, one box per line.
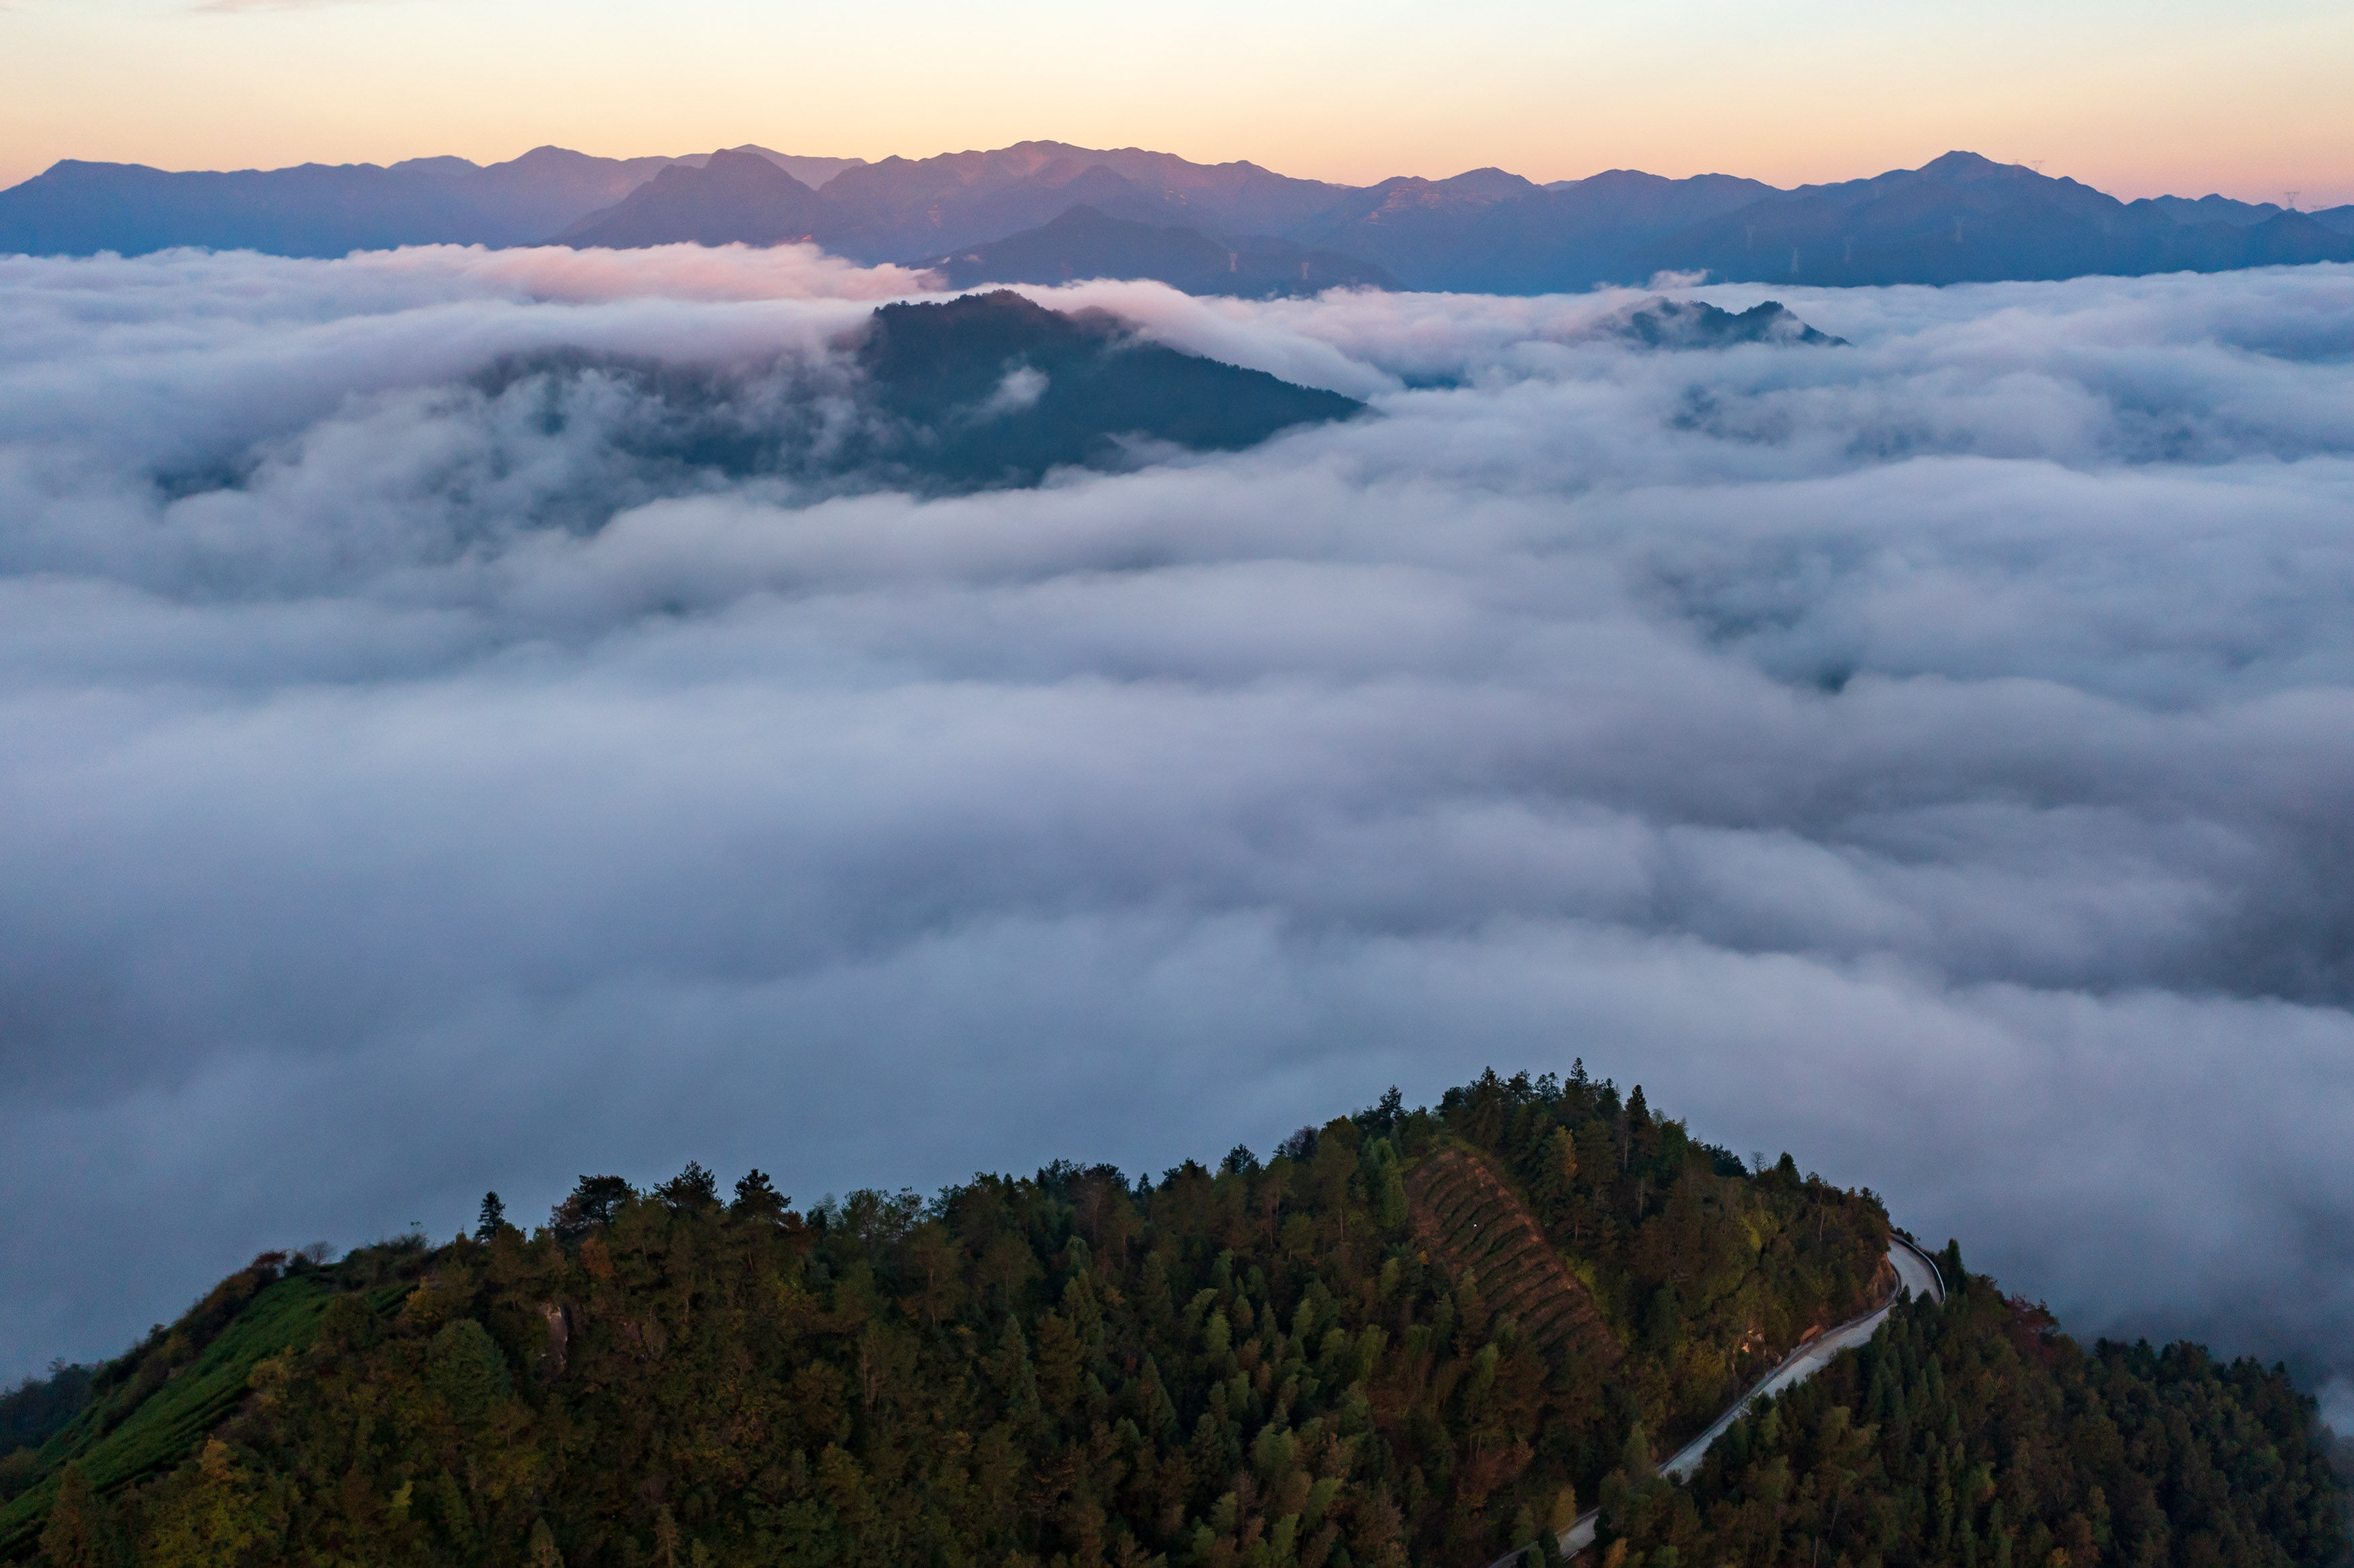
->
[0, 1073, 2034, 1568]
[0, 1263, 338, 1558]
[1404, 1144, 1622, 1370]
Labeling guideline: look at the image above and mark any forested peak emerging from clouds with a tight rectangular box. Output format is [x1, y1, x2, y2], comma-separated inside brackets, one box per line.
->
[0, 1070, 2338, 1568]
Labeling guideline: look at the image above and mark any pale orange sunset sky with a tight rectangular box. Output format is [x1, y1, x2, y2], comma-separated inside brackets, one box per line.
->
[2, 0, 2349, 205]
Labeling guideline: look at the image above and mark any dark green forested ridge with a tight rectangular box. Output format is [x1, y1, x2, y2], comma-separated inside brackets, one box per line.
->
[1, 1068, 2340, 1568]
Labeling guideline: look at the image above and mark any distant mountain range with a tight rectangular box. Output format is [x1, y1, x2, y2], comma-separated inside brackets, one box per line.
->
[0, 144, 864, 258]
[1618, 151, 2354, 287]
[919, 205, 1400, 297]
[5, 138, 2350, 294]
[555, 148, 839, 250]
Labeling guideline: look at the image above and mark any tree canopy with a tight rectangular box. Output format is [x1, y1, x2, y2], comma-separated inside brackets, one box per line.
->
[0, 1069, 2337, 1568]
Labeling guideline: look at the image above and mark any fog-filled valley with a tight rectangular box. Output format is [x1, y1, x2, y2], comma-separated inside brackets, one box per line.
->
[4, 243, 2353, 1427]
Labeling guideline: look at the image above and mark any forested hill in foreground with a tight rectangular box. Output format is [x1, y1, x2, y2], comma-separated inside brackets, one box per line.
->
[1, 1070, 2341, 1568]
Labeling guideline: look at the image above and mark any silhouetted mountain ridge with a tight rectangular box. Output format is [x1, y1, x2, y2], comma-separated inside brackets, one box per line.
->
[921, 205, 1400, 297]
[1628, 153, 2354, 286]
[556, 149, 838, 249]
[0, 144, 864, 258]
[813, 141, 1357, 262]
[4, 140, 2348, 290]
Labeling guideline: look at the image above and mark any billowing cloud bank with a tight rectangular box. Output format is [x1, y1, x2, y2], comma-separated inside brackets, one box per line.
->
[5, 243, 2354, 1413]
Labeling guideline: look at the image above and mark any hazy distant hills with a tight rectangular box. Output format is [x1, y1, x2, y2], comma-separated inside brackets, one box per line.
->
[0, 144, 862, 258]
[814, 141, 1357, 261]
[1290, 167, 1781, 292]
[1622, 151, 2354, 286]
[556, 149, 839, 249]
[0, 146, 666, 256]
[5, 136, 2350, 292]
[921, 204, 1401, 297]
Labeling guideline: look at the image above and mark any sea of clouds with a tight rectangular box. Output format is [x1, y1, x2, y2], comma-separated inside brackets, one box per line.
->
[3, 242, 2352, 1415]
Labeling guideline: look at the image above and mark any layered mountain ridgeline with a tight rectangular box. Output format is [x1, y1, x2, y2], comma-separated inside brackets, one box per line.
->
[1618, 153, 2354, 288]
[446, 292, 1361, 502]
[0, 147, 864, 259]
[919, 206, 1401, 298]
[3, 1068, 2338, 1568]
[554, 149, 841, 251]
[506, 143, 2354, 293]
[808, 143, 1357, 263]
[1297, 170, 1780, 296]
[6, 138, 2350, 292]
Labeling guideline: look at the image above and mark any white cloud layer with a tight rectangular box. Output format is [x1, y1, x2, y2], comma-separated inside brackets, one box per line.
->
[5, 245, 2353, 1405]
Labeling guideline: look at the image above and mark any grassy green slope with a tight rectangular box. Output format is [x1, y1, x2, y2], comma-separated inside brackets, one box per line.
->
[0, 1273, 334, 1557]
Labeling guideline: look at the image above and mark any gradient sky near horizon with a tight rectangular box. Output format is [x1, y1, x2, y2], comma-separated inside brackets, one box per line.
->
[1, 0, 2349, 205]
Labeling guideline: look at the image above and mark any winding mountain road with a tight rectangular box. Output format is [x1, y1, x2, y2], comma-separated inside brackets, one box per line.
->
[1551, 1235, 1947, 1558]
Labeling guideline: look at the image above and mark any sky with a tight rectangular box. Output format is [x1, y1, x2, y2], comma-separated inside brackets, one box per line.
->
[3, 244, 2353, 1434]
[1, 0, 2351, 205]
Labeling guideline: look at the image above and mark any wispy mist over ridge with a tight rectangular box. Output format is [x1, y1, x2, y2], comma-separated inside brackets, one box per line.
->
[3, 245, 2353, 1423]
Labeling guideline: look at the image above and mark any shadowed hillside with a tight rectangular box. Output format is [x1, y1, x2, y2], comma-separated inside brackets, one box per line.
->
[1, 1068, 2334, 1568]
[436, 292, 1363, 506]
[848, 290, 1365, 481]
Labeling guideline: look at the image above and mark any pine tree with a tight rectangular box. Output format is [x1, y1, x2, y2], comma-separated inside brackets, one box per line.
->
[549, 1175, 632, 1238]
[474, 1191, 506, 1240]
[656, 1161, 719, 1211]
[1530, 1126, 1579, 1224]
[730, 1168, 787, 1221]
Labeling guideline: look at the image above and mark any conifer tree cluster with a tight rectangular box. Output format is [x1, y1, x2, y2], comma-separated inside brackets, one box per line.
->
[0, 1070, 2337, 1568]
[1618, 1282, 2342, 1568]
